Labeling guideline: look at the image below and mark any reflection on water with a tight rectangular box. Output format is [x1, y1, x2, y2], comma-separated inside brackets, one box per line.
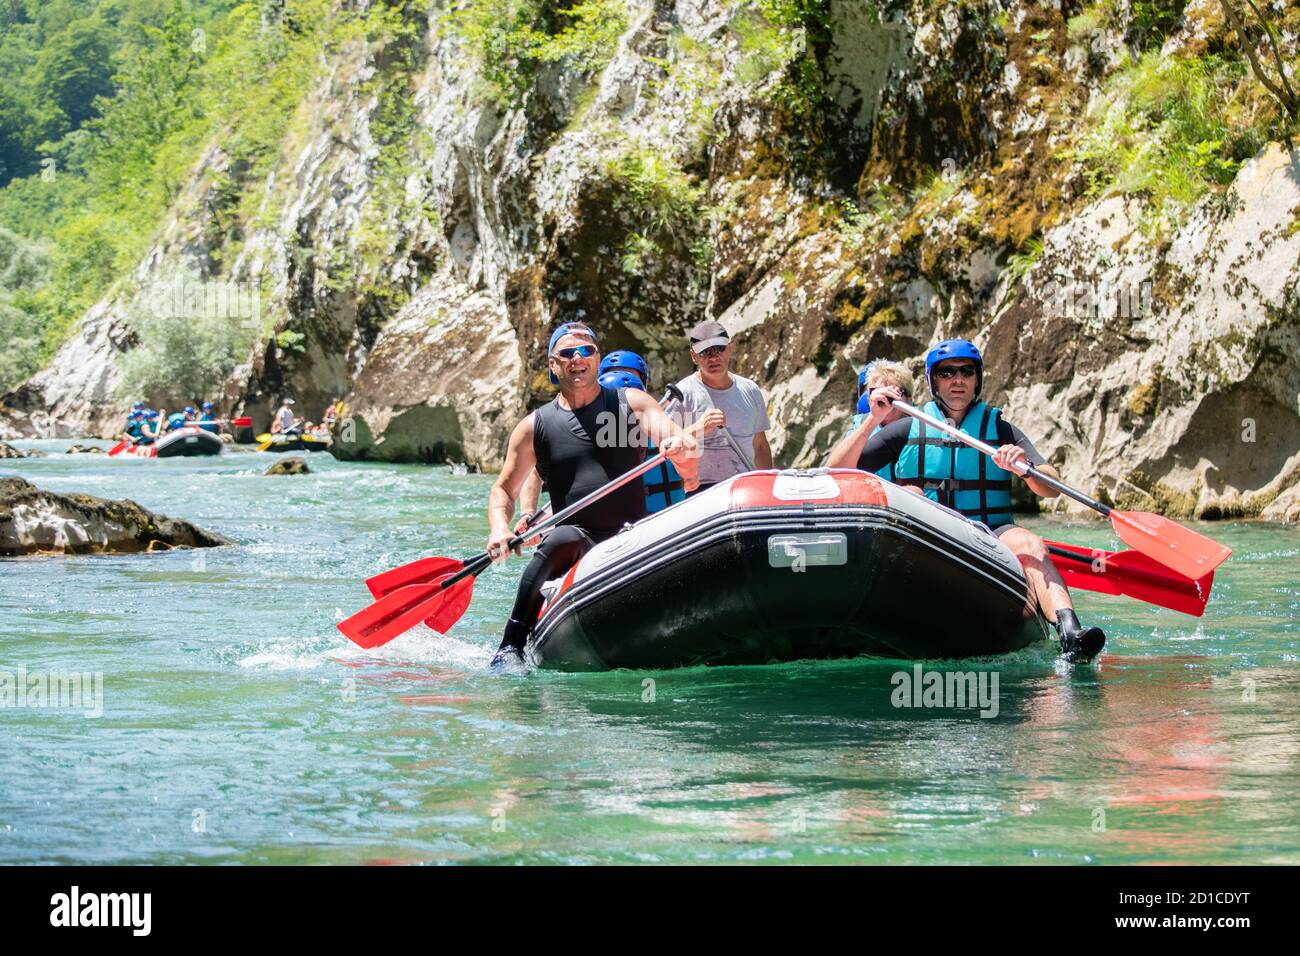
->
[0, 443, 1297, 863]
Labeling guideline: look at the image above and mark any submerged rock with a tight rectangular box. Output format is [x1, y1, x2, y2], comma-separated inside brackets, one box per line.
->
[264, 456, 309, 475]
[0, 477, 231, 556]
[0, 441, 44, 459]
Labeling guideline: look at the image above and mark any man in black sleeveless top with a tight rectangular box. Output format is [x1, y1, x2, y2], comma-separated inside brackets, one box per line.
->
[485, 325, 699, 669]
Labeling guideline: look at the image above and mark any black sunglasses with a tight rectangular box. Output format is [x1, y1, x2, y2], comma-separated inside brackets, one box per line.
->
[553, 344, 598, 360]
[697, 345, 727, 358]
[934, 364, 978, 380]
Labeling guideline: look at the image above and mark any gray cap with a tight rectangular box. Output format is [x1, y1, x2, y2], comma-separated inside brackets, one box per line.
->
[688, 320, 730, 354]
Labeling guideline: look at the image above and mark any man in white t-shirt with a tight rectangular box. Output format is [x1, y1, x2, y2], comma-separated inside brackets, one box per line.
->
[674, 320, 772, 494]
[271, 398, 299, 435]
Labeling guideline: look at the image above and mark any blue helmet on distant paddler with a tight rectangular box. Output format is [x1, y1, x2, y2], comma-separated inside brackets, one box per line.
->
[597, 370, 644, 391]
[855, 362, 876, 411]
[599, 350, 648, 383]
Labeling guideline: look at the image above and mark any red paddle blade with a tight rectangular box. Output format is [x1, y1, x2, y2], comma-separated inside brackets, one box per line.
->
[338, 576, 478, 649]
[423, 575, 474, 634]
[366, 556, 465, 599]
[107, 440, 128, 457]
[1111, 510, 1231, 580]
[1046, 540, 1213, 616]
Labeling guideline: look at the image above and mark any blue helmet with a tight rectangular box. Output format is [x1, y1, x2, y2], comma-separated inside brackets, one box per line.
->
[925, 338, 983, 395]
[598, 371, 644, 391]
[183, 406, 195, 415]
[132, 401, 145, 410]
[856, 362, 875, 400]
[856, 390, 874, 415]
[201, 402, 213, 412]
[547, 322, 598, 385]
[146, 410, 158, 419]
[599, 350, 648, 381]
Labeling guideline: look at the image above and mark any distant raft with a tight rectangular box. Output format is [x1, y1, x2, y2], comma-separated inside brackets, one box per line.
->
[259, 433, 331, 453]
[114, 426, 223, 459]
[527, 470, 1050, 671]
[155, 426, 223, 458]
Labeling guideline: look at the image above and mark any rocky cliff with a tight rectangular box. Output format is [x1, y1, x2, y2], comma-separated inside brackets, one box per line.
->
[2, 0, 1297, 519]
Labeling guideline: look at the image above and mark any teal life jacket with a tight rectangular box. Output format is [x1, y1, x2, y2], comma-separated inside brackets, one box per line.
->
[847, 412, 896, 483]
[167, 413, 188, 432]
[894, 400, 1014, 528]
[126, 420, 143, 439]
[643, 440, 685, 513]
[197, 417, 217, 434]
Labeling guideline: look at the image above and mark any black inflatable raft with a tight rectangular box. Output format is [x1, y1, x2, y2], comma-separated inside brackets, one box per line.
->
[154, 426, 223, 458]
[527, 470, 1049, 670]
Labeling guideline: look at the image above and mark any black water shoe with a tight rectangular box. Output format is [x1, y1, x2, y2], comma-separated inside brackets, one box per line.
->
[1054, 608, 1106, 663]
[489, 645, 525, 673]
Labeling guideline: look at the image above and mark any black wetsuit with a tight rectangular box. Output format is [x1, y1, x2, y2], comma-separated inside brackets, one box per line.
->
[499, 387, 646, 654]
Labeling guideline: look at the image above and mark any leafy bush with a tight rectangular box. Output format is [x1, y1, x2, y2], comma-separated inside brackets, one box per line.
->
[603, 145, 706, 246]
[0, 226, 51, 390]
[116, 270, 257, 401]
[443, 0, 628, 110]
[731, 0, 839, 119]
[1064, 51, 1283, 228]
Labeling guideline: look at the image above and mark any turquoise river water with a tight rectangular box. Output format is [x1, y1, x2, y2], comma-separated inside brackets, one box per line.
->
[1, 441, 1298, 864]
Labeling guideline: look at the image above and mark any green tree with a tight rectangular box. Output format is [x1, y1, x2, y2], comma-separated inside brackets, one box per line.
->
[33, 17, 117, 131]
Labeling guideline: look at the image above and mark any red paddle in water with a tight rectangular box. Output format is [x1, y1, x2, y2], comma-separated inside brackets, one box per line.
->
[1044, 539, 1212, 616]
[338, 452, 671, 648]
[365, 504, 553, 599]
[892, 400, 1231, 581]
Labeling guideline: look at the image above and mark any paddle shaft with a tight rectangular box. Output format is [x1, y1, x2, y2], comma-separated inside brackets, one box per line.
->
[892, 400, 1111, 516]
[436, 451, 670, 594]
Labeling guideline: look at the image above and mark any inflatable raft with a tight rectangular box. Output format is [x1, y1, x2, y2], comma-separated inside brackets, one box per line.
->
[528, 469, 1049, 670]
[260, 433, 331, 453]
[113, 426, 222, 459]
[155, 426, 223, 458]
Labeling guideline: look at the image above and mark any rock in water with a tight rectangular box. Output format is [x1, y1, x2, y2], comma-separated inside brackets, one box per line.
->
[0, 441, 44, 459]
[0, 476, 232, 556]
[264, 457, 309, 476]
[65, 443, 105, 455]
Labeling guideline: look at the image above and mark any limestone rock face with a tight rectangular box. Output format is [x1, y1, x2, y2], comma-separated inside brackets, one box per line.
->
[0, 477, 232, 556]
[2, 1, 1297, 517]
[986, 144, 1300, 519]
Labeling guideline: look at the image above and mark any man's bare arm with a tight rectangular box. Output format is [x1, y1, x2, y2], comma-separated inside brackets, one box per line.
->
[626, 389, 699, 487]
[487, 415, 537, 559]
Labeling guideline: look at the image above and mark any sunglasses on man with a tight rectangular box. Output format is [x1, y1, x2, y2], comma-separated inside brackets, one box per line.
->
[934, 364, 978, 380]
[696, 345, 727, 358]
[553, 344, 598, 360]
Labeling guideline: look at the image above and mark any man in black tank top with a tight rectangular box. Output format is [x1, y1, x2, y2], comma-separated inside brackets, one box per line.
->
[485, 326, 699, 669]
